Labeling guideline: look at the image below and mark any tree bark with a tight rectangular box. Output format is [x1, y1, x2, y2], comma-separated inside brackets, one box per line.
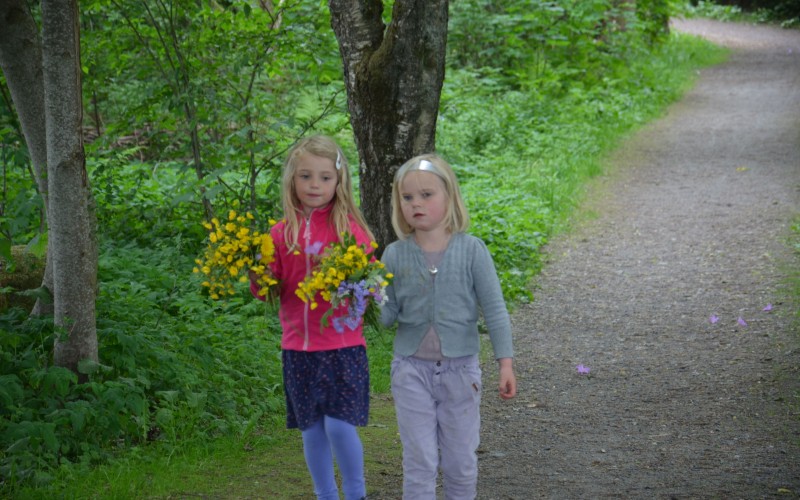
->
[328, 0, 448, 252]
[0, 0, 55, 315]
[41, 0, 98, 374]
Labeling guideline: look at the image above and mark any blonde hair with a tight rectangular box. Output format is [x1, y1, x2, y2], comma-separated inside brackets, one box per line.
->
[391, 153, 469, 239]
[281, 135, 374, 249]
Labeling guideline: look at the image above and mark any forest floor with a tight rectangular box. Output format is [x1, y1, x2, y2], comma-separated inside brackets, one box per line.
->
[464, 18, 800, 500]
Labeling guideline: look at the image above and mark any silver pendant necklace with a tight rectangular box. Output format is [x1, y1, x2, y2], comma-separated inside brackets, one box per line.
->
[425, 252, 442, 276]
[419, 237, 447, 277]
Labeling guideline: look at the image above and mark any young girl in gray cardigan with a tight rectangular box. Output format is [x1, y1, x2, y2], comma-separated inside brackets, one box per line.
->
[380, 153, 517, 500]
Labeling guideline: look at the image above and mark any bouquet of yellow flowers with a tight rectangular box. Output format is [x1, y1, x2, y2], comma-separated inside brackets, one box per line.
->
[193, 209, 277, 300]
[295, 234, 393, 333]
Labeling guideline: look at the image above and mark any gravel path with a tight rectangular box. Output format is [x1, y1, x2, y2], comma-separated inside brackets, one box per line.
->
[476, 19, 800, 499]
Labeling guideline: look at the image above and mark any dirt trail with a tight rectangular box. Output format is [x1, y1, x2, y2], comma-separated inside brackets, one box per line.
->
[475, 19, 800, 499]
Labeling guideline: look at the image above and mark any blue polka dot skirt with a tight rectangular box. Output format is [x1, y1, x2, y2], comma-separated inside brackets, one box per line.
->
[282, 345, 370, 430]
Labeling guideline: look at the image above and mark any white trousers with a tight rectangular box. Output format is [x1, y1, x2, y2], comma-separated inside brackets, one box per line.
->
[391, 354, 482, 500]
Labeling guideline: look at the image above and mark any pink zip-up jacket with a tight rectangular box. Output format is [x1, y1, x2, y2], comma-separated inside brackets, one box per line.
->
[251, 203, 372, 351]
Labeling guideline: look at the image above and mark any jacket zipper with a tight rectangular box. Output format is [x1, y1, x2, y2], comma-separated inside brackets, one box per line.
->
[302, 212, 312, 350]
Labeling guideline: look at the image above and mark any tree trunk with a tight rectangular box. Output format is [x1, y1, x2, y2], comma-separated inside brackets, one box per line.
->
[0, 0, 55, 316]
[328, 0, 449, 253]
[41, 0, 98, 374]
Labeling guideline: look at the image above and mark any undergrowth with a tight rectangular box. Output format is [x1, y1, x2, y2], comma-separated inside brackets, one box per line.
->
[440, 33, 727, 304]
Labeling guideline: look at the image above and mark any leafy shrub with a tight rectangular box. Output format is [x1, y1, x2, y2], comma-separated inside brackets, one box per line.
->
[0, 239, 286, 490]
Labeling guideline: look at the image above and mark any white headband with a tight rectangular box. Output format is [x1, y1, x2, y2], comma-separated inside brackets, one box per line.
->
[417, 159, 436, 172]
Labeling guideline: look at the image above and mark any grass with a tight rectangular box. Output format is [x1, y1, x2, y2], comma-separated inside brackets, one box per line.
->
[13, 395, 402, 499]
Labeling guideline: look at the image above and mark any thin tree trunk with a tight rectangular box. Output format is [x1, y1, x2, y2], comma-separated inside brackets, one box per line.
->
[0, 0, 55, 315]
[41, 0, 98, 374]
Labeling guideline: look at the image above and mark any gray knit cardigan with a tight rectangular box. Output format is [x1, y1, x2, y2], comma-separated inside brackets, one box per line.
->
[379, 232, 514, 359]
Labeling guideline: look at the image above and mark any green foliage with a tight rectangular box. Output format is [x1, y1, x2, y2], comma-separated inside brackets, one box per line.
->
[789, 218, 800, 325]
[80, 0, 347, 226]
[90, 151, 207, 245]
[0, 240, 287, 490]
[680, 0, 746, 20]
[447, 0, 676, 91]
[680, 0, 799, 26]
[0, 236, 396, 493]
[0, 102, 44, 250]
[439, 11, 725, 301]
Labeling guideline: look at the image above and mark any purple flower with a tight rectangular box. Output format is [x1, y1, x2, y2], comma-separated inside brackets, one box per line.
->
[763, 304, 773, 312]
[305, 241, 324, 255]
[709, 314, 719, 324]
[331, 280, 371, 333]
[576, 364, 590, 375]
[738, 317, 747, 327]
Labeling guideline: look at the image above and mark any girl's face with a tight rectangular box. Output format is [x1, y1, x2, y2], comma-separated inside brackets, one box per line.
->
[293, 152, 339, 216]
[399, 170, 449, 233]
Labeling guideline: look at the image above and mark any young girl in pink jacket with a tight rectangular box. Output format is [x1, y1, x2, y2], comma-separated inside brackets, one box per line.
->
[250, 135, 374, 500]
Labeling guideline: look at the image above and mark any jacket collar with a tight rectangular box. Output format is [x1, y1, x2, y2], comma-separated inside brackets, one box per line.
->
[297, 201, 334, 221]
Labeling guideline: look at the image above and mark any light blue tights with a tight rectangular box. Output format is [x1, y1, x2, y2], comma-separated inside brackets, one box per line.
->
[301, 416, 366, 500]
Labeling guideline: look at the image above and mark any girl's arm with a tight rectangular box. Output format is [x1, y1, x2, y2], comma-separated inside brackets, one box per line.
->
[472, 238, 517, 399]
[249, 269, 278, 302]
[471, 238, 514, 359]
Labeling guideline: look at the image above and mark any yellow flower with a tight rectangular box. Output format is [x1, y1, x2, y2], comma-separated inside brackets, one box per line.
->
[196, 212, 278, 301]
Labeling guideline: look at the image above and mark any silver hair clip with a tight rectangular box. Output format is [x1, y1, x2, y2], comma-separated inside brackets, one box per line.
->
[335, 151, 342, 171]
[417, 159, 436, 172]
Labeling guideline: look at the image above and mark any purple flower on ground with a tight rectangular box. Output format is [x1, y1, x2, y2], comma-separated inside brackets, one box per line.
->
[576, 364, 590, 375]
[763, 304, 773, 312]
[738, 317, 747, 327]
[709, 314, 719, 324]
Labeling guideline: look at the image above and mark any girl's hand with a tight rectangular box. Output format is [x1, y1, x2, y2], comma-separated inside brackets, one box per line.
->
[249, 268, 276, 288]
[248, 269, 260, 285]
[497, 358, 517, 400]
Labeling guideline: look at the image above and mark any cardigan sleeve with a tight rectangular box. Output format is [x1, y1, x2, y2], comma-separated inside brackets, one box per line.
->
[471, 238, 514, 359]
